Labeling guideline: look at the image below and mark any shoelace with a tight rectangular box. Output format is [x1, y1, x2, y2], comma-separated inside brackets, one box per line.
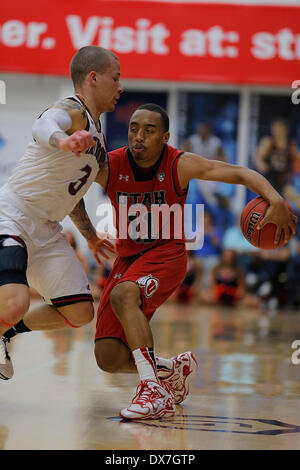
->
[134, 381, 161, 405]
[159, 378, 173, 396]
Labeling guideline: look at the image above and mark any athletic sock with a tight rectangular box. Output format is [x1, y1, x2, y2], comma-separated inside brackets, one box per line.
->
[132, 347, 158, 382]
[156, 356, 174, 378]
[3, 320, 31, 340]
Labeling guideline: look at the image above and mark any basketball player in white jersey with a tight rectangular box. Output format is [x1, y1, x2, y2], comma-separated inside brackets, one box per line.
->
[0, 46, 123, 380]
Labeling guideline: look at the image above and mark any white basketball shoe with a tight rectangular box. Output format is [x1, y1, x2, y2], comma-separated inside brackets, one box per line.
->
[160, 351, 198, 404]
[120, 379, 176, 420]
[0, 338, 14, 380]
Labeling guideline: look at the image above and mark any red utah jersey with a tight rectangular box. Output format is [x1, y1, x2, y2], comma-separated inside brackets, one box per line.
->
[106, 144, 188, 257]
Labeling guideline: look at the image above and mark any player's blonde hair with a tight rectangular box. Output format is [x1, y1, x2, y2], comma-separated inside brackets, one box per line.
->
[70, 46, 119, 88]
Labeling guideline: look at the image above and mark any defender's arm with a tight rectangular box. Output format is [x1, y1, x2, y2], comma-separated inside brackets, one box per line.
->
[32, 98, 95, 157]
[69, 198, 115, 264]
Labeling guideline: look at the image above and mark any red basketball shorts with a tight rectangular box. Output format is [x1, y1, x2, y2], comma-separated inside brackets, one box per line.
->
[95, 242, 187, 345]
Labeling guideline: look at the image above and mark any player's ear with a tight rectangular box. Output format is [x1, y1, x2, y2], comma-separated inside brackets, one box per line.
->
[163, 132, 170, 143]
[89, 71, 98, 85]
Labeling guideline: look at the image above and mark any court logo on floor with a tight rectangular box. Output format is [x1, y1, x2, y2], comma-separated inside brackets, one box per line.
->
[111, 415, 300, 435]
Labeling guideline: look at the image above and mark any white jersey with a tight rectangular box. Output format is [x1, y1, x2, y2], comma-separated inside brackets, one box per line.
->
[6, 95, 107, 222]
[188, 134, 222, 160]
[188, 134, 223, 202]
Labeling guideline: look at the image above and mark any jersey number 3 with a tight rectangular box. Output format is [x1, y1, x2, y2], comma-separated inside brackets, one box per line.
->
[68, 165, 92, 195]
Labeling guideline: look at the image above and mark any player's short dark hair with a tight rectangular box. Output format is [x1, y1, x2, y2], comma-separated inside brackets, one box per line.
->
[70, 46, 119, 87]
[136, 103, 169, 133]
[199, 120, 212, 130]
[271, 117, 288, 127]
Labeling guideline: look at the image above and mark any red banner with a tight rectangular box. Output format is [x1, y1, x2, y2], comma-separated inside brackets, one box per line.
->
[0, 1, 300, 86]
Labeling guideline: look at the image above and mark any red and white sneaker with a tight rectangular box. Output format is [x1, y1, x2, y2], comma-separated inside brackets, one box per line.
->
[120, 379, 176, 420]
[160, 352, 198, 404]
[0, 338, 14, 380]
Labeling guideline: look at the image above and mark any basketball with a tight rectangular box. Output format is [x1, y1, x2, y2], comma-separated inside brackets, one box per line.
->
[240, 196, 294, 249]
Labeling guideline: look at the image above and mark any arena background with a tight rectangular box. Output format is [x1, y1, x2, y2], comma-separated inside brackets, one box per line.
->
[1, 0, 299, 256]
[1, 0, 300, 452]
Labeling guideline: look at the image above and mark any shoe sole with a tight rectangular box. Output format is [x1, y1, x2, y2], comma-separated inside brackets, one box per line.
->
[173, 351, 198, 405]
[0, 372, 11, 380]
[0, 361, 14, 380]
[120, 407, 175, 420]
[0, 340, 13, 380]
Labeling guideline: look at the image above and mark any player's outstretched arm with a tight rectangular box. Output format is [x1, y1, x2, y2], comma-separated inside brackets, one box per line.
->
[95, 161, 109, 190]
[32, 98, 95, 157]
[178, 152, 298, 243]
[69, 198, 115, 265]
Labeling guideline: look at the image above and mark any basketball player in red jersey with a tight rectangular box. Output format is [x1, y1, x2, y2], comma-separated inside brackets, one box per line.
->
[93, 104, 297, 420]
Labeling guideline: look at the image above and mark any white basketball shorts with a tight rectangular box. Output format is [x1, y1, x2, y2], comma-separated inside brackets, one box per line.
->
[0, 186, 93, 306]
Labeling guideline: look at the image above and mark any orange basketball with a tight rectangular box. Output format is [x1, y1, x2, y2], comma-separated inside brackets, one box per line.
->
[240, 196, 294, 249]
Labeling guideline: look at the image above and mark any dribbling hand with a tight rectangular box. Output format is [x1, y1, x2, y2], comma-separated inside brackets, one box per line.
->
[257, 199, 298, 245]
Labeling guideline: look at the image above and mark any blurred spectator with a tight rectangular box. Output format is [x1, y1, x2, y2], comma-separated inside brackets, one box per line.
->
[201, 249, 246, 306]
[174, 251, 203, 304]
[193, 210, 222, 290]
[183, 121, 227, 161]
[254, 118, 300, 195]
[183, 121, 230, 213]
[286, 238, 300, 310]
[222, 214, 259, 272]
[246, 246, 290, 311]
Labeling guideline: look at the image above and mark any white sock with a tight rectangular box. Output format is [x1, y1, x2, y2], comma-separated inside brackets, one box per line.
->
[132, 347, 157, 382]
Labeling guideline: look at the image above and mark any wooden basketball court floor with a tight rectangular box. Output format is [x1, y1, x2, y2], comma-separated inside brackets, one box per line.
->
[1, 300, 300, 450]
